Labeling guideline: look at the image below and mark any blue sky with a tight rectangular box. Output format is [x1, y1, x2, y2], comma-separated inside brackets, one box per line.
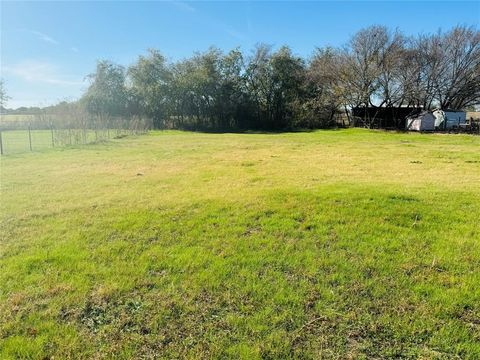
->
[1, 1, 479, 108]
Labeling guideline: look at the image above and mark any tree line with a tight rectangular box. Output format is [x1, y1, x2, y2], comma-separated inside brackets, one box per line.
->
[81, 25, 480, 130]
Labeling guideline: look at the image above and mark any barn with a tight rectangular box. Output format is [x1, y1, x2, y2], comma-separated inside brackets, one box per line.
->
[351, 106, 423, 129]
[405, 111, 435, 131]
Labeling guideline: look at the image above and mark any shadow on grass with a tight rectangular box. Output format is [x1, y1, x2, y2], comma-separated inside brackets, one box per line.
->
[157, 127, 347, 135]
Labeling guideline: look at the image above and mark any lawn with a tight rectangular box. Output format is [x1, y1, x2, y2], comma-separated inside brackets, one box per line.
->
[1, 129, 479, 359]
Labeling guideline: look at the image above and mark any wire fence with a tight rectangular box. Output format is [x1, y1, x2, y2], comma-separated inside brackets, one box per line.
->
[0, 115, 152, 155]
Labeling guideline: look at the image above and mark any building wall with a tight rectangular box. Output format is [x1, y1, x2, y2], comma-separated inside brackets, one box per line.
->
[466, 111, 480, 120]
[406, 114, 435, 131]
[406, 118, 422, 131]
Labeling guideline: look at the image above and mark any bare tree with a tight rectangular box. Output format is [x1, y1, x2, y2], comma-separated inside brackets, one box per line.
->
[414, 26, 480, 109]
[338, 26, 406, 127]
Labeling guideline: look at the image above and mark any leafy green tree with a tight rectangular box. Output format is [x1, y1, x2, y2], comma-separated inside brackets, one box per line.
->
[270, 46, 305, 128]
[82, 60, 127, 120]
[245, 45, 305, 129]
[128, 49, 172, 128]
[244, 44, 275, 128]
[0, 79, 11, 112]
[302, 47, 345, 128]
[217, 48, 250, 129]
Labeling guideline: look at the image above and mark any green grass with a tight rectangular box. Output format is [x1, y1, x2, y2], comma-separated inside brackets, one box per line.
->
[1, 130, 54, 154]
[1, 129, 479, 359]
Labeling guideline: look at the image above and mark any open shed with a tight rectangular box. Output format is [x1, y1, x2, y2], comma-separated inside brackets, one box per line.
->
[352, 106, 422, 129]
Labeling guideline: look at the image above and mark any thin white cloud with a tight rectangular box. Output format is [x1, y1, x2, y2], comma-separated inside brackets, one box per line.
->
[171, 1, 196, 12]
[225, 28, 246, 41]
[71, 46, 80, 53]
[30, 30, 59, 45]
[2, 60, 84, 86]
[167, 2, 247, 41]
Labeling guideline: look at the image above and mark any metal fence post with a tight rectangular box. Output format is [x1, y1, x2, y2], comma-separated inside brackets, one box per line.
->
[28, 124, 33, 151]
[51, 124, 55, 147]
[28, 125, 32, 151]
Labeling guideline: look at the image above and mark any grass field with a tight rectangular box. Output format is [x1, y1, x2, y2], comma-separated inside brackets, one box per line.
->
[1, 114, 36, 122]
[1, 130, 55, 154]
[1, 129, 479, 359]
